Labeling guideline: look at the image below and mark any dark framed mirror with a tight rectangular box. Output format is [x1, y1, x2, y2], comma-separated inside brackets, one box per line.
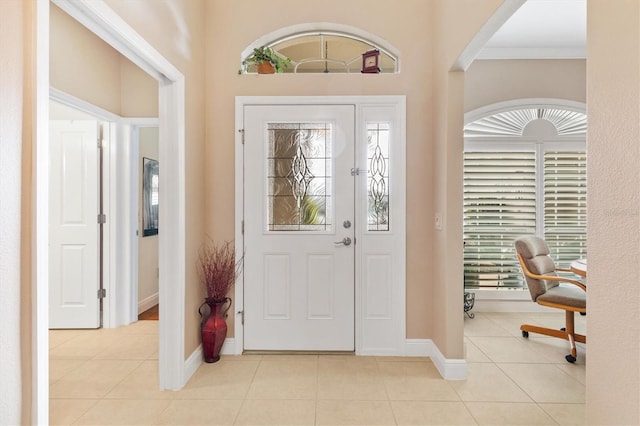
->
[142, 157, 159, 236]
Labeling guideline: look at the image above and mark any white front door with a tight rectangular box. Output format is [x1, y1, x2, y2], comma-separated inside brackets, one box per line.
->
[243, 105, 355, 351]
[49, 120, 101, 329]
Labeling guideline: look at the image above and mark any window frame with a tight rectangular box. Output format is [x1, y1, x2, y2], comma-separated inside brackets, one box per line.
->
[463, 101, 587, 289]
[240, 23, 401, 74]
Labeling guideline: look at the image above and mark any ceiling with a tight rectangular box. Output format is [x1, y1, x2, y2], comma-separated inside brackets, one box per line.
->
[478, 0, 586, 60]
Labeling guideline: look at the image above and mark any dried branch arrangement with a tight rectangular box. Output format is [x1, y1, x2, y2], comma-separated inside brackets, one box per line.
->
[197, 239, 243, 301]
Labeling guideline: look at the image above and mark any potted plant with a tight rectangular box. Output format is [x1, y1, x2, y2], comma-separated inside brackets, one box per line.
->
[242, 46, 291, 74]
[197, 239, 242, 362]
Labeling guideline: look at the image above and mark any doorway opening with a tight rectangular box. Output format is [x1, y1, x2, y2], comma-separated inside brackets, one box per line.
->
[36, 1, 187, 421]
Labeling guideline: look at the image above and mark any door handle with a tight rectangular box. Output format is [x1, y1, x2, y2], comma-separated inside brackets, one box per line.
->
[334, 237, 352, 246]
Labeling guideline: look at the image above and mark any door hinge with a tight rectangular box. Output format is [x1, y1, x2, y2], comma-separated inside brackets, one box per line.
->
[241, 220, 244, 235]
[98, 288, 106, 299]
[350, 167, 361, 176]
[237, 310, 244, 325]
[239, 129, 245, 144]
[98, 214, 107, 224]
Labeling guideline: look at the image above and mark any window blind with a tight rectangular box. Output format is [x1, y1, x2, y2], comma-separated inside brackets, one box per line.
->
[463, 152, 537, 288]
[544, 151, 587, 266]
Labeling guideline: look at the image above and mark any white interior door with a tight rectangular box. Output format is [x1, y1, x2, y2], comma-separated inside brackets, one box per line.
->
[49, 119, 101, 329]
[243, 105, 355, 351]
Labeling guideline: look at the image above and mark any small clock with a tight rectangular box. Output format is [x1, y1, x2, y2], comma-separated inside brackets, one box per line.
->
[361, 49, 380, 73]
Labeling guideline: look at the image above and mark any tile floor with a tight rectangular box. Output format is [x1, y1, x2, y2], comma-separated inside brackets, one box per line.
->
[49, 311, 586, 425]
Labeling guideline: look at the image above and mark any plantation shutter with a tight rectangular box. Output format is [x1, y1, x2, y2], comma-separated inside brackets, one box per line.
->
[463, 151, 537, 288]
[543, 151, 587, 266]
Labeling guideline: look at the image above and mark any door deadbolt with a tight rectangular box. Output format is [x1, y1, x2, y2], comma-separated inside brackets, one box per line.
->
[343, 220, 351, 229]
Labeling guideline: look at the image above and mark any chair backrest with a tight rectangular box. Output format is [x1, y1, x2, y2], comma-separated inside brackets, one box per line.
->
[514, 235, 559, 302]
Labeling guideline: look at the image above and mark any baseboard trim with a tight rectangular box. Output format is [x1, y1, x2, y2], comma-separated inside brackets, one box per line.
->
[221, 338, 235, 355]
[138, 292, 159, 315]
[183, 338, 236, 386]
[405, 338, 468, 380]
[184, 344, 202, 385]
[214, 337, 467, 380]
[405, 338, 431, 357]
[467, 288, 547, 313]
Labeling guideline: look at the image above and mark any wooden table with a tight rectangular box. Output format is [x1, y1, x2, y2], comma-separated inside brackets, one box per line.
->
[570, 259, 587, 277]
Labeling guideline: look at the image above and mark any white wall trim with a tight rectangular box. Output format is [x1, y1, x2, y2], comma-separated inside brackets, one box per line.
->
[221, 338, 236, 356]
[468, 288, 548, 313]
[184, 344, 202, 384]
[452, 0, 526, 71]
[406, 339, 468, 380]
[50, 87, 121, 121]
[138, 293, 159, 315]
[405, 339, 431, 357]
[184, 339, 236, 386]
[34, 1, 51, 422]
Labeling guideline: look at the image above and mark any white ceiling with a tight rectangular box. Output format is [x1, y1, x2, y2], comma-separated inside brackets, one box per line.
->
[478, 0, 586, 60]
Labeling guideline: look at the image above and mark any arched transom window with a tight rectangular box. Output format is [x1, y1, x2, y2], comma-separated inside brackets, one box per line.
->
[240, 24, 399, 74]
[464, 107, 587, 137]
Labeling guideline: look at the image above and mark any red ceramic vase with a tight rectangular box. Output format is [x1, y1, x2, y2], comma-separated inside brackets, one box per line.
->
[199, 297, 231, 363]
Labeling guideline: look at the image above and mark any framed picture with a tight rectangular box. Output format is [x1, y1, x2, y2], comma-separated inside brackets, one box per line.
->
[361, 49, 380, 73]
[142, 157, 159, 236]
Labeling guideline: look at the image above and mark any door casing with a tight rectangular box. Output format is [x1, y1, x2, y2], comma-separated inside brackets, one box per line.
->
[36, 3, 187, 422]
[235, 96, 407, 356]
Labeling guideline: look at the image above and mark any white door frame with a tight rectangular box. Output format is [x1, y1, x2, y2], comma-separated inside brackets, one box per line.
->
[36, 1, 186, 422]
[235, 96, 406, 356]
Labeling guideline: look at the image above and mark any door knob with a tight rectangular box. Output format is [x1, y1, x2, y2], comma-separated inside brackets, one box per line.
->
[334, 237, 352, 246]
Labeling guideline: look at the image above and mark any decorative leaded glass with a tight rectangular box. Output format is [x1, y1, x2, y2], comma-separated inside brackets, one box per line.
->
[367, 123, 390, 231]
[267, 123, 332, 231]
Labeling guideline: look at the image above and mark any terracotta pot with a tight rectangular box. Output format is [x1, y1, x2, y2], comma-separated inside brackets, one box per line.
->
[257, 62, 276, 74]
[198, 297, 231, 363]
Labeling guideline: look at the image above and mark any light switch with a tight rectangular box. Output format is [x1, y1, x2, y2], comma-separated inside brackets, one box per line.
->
[435, 213, 443, 230]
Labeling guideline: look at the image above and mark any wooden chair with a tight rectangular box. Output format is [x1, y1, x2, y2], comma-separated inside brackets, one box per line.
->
[514, 235, 586, 363]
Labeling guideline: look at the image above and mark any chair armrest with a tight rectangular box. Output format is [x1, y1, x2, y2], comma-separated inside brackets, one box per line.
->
[556, 266, 584, 279]
[517, 254, 587, 292]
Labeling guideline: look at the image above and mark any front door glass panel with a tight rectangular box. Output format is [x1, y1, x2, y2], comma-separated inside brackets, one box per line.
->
[267, 122, 333, 231]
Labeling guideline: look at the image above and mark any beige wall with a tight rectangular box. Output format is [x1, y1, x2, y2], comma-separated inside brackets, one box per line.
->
[465, 59, 586, 112]
[138, 127, 160, 308]
[120, 60, 159, 117]
[103, 0, 207, 358]
[205, 0, 437, 339]
[0, 1, 26, 423]
[50, 4, 158, 118]
[50, 4, 121, 113]
[6, 0, 640, 421]
[431, 0, 503, 358]
[586, 0, 640, 423]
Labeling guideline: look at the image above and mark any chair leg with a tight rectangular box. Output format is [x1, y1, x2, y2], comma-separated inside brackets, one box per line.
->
[565, 310, 577, 363]
[521, 310, 584, 363]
